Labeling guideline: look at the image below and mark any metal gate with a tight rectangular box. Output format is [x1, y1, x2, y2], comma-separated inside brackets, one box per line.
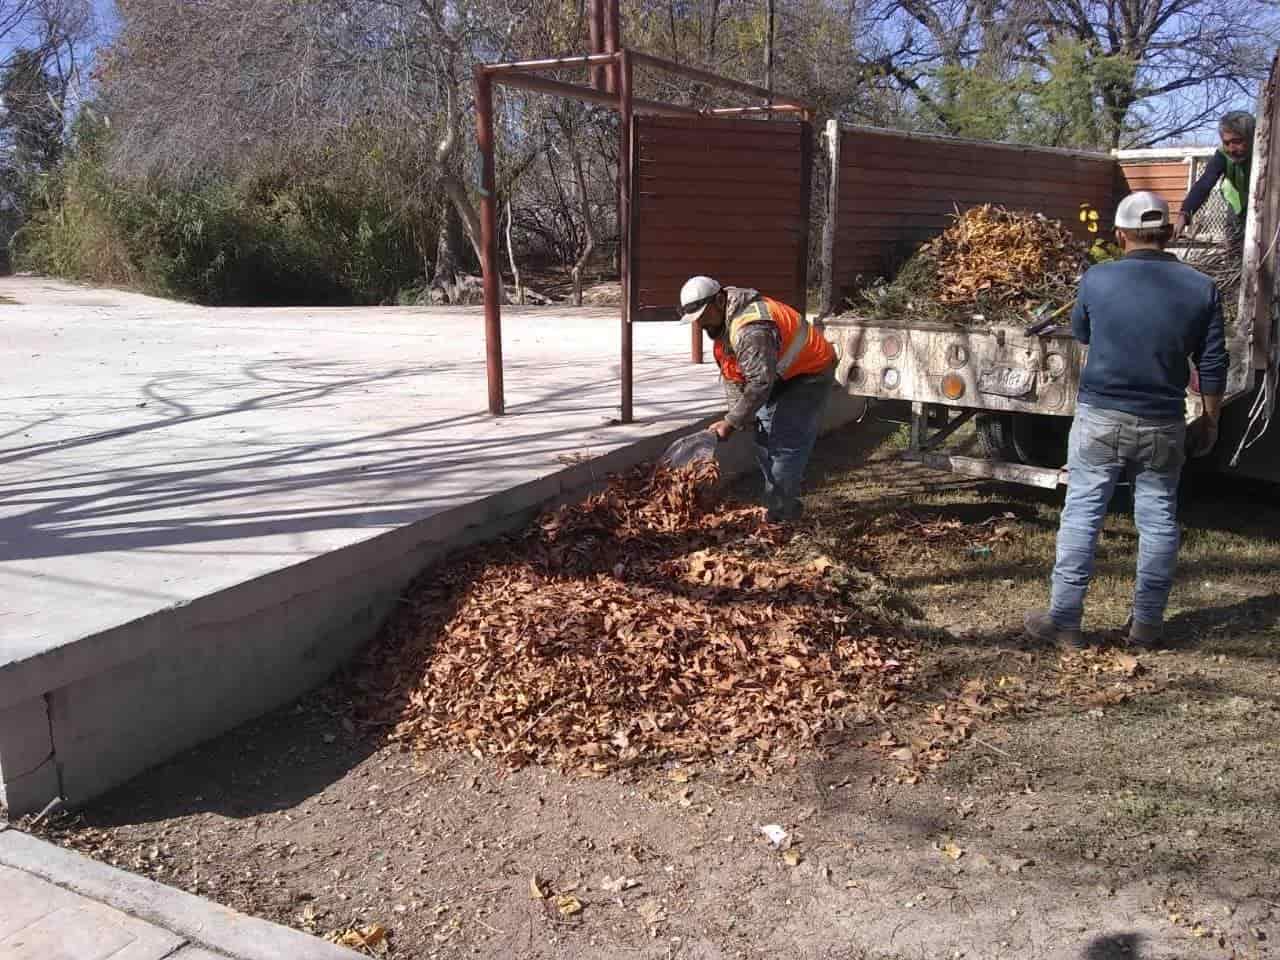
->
[629, 116, 813, 325]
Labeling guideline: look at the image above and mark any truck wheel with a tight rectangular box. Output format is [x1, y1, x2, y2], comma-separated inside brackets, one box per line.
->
[1011, 415, 1070, 467]
[975, 414, 1017, 460]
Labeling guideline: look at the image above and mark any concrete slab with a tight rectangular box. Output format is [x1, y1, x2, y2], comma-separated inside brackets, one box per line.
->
[0, 863, 185, 959]
[0, 829, 360, 959]
[0, 276, 866, 812]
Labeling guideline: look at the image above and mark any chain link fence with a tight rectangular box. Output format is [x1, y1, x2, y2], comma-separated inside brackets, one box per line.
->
[1187, 155, 1239, 244]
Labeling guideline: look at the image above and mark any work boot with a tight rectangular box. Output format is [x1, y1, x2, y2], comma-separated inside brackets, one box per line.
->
[1023, 609, 1085, 650]
[1126, 618, 1163, 650]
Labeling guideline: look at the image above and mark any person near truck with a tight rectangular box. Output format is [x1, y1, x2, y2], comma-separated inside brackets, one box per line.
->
[1025, 191, 1228, 650]
[678, 276, 835, 523]
[1178, 111, 1255, 246]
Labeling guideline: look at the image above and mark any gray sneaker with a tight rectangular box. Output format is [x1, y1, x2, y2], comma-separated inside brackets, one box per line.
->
[1023, 609, 1085, 650]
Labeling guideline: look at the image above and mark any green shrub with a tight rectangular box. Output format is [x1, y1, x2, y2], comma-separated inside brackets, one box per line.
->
[15, 121, 426, 306]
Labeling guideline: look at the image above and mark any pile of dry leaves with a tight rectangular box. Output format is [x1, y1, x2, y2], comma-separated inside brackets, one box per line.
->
[352, 461, 916, 775]
[861, 204, 1089, 326]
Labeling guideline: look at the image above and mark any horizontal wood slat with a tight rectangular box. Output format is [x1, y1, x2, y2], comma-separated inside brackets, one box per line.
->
[633, 116, 809, 313]
[831, 128, 1124, 288]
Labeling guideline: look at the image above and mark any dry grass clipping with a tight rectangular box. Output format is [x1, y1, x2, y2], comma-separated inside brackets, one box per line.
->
[352, 462, 916, 776]
[861, 204, 1090, 326]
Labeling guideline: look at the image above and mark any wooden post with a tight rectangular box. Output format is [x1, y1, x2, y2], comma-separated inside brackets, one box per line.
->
[796, 120, 813, 316]
[819, 117, 841, 317]
[1242, 69, 1276, 373]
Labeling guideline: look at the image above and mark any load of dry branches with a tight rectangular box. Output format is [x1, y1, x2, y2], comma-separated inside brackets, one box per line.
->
[351, 462, 915, 776]
[1183, 241, 1243, 330]
[862, 205, 1090, 326]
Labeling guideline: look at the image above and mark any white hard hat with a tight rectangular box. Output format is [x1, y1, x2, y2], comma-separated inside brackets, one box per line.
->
[1114, 191, 1170, 230]
[679, 276, 722, 323]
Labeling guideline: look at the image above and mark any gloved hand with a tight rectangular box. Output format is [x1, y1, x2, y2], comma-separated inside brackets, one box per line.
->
[707, 419, 735, 441]
[1188, 417, 1219, 458]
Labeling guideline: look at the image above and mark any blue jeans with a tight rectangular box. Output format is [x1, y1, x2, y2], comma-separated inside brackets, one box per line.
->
[1050, 403, 1187, 630]
[753, 372, 832, 520]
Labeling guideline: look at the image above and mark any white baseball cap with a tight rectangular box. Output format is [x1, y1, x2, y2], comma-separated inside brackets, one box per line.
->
[679, 276, 722, 323]
[1114, 191, 1170, 230]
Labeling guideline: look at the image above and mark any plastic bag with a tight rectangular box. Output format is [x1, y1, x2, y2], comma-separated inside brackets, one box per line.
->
[659, 429, 718, 468]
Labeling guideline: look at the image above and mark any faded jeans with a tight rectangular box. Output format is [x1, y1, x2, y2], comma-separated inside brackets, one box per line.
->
[1050, 403, 1187, 630]
[752, 372, 832, 521]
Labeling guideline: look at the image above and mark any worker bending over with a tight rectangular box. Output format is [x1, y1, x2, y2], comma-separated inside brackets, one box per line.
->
[1025, 192, 1228, 650]
[1180, 111, 1255, 246]
[679, 277, 835, 523]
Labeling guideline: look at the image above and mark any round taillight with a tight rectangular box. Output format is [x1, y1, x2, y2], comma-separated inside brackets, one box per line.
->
[941, 373, 966, 400]
[882, 367, 900, 391]
[881, 334, 903, 359]
[848, 364, 866, 386]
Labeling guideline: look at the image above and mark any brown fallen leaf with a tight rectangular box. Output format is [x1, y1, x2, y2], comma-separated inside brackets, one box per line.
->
[637, 898, 666, 925]
[783, 849, 803, 867]
[1113, 652, 1143, 677]
[529, 876, 546, 900]
[555, 895, 583, 917]
[939, 842, 964, 861]
[329, 924, 390, 956]
[600, 875, 639, 894]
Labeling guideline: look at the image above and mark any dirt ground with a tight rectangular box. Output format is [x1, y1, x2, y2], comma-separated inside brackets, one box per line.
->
[23, 416, 1280, 960]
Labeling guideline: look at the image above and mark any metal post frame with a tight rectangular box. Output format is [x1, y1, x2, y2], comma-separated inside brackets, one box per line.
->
[602, 0, 619, 93]
[473, 44, 814, 418]
[619, 50, 635, 424]
[474, 68, 503, 416]
[588, 0, 605, 91]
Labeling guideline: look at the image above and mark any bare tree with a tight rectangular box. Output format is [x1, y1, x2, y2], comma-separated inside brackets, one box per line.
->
[1026, 0, 1279, 147]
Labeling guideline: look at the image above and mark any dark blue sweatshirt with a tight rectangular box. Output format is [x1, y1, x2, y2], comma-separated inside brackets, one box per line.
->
[1071, 249, 1228, 420]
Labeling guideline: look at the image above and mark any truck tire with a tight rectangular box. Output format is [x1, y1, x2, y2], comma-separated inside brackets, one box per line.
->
[975, 414, 1017, 460]
[1012, 415, 1070, 467]
[975, 413, 1070, 466]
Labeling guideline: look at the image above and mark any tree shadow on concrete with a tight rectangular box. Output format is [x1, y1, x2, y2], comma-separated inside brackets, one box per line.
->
[0, 357, 714, 565]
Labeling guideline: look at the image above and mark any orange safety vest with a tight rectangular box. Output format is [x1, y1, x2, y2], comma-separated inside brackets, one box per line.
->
[713, 296, 834, 384]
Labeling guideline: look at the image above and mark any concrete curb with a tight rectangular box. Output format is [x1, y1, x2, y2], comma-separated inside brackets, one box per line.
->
[0, 829, 361, 960]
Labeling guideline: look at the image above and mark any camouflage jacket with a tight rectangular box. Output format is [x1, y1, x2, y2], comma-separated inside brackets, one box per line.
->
[716, 287, 781, 429]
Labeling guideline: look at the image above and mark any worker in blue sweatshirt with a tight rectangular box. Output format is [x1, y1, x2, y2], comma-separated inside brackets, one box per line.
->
[1025, 191, 1228, 651]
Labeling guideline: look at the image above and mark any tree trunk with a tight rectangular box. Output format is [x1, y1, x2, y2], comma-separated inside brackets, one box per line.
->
[505, 199, 525, 306]
[569, 145, 596, 307]
[433, 199, 469, 302]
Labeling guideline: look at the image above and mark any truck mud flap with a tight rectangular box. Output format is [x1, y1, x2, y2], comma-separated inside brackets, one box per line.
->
[911, 452, 1068, 489]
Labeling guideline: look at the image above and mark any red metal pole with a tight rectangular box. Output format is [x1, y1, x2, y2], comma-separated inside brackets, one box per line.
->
[474, 67, 504, 416]
[589, 0, 605, 90]
[482, 53, 617, 74]
[619, 50, 634, 423]
[603, 0, 618, 93]
[490, 71, 698, 117]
